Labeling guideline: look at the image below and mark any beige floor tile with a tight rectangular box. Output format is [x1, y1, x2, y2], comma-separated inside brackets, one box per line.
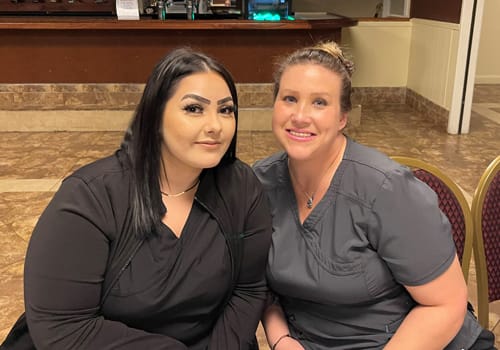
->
[0, 179, 60, 193]
[1, 84, 499, 345]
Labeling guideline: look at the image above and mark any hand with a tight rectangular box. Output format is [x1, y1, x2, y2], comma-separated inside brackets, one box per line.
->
[274, 336, 305, 350]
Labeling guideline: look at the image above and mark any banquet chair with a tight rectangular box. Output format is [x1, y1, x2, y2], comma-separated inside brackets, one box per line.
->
[391, 156, 473, 282]
[472, 156, 500, 329]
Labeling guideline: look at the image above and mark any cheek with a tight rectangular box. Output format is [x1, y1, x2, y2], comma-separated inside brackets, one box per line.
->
[222, 118, 236, 139]
[271, 113, 281, 132]
[229, 118, 237, 132]
[162, 120, 193, 145]
[272, 103, 289, 124]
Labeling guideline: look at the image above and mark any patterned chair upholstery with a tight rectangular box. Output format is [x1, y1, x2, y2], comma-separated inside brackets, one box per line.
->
[472, 156, 500, 329]
[391, 156, 473, 281]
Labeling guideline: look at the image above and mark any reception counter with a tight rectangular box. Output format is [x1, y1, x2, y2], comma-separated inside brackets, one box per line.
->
[0, 15, 357, 83]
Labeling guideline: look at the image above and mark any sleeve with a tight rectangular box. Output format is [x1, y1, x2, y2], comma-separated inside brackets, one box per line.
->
[366, 166, 456, 286]
[207, 171, 273, 350]
[24, 176, 188, 350]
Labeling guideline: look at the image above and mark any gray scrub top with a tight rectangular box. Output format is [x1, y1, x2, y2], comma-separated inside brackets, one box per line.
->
[253, 138, 482, 350]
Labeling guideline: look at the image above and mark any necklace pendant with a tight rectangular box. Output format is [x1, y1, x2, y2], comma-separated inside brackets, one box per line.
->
[306, 197, 313, 209]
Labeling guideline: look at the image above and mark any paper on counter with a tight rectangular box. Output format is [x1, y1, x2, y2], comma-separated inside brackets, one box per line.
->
[116, 0, 140, 20]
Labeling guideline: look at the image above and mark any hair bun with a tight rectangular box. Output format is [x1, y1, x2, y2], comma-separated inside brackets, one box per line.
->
[314, 41, 354, 77]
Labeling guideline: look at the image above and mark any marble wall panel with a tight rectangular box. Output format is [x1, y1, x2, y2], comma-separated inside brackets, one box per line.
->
[0, 84, 274, 110]
[406, 88, 449, 129]
[0, 84, 455, 134]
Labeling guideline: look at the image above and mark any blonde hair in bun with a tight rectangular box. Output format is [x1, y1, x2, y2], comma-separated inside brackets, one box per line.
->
[313, 41, 355, 77]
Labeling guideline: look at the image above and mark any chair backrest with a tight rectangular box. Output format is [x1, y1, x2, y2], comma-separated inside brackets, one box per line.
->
[391, 156, 473, 282]
[472, 155, 500, 329]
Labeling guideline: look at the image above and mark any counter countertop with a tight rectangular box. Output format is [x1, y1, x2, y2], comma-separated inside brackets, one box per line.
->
[0, 15, 357, 30]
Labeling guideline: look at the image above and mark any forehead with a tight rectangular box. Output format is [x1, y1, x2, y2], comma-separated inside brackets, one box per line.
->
[173, 71, 230, 95]
[282, 64, 341, 83]
[280, 64, 342, 96]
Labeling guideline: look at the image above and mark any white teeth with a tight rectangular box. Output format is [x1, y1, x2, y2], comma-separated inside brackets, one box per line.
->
[289, 130, 312, 137]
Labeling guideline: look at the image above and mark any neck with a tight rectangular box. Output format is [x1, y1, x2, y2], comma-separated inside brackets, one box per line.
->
[288, 135, 346, 188]
[159, 156, 202, 196]
[161, 178, 200, 197]
[288, 136, 346, 210]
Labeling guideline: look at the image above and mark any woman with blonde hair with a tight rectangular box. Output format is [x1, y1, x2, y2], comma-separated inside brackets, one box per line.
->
[253, 41, 494, 350]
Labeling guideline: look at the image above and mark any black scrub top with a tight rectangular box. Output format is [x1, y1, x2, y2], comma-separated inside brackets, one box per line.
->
[24, 152, 272, 350]
[103, 202, 231, 349]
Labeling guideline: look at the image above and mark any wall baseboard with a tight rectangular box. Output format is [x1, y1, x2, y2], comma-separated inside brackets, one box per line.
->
[406, 88, 449, 130]
[474, 76, 500, 84]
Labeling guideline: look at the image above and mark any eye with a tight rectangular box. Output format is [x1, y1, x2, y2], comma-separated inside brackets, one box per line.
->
[283, 95, 297, 103]
[219, 105, 235, 116]
[313, 98, 327, 107]
[183, 104, 203, 114]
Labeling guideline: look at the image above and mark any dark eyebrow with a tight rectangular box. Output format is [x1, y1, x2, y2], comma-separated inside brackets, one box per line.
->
[181, 94, 210, 104]
[217, 96, 233, 105]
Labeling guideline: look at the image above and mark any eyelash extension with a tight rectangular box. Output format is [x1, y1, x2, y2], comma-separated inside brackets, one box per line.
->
[182, 103, 235, 115]
[182, 104, 203, 113]
[220, 105, 235, 114]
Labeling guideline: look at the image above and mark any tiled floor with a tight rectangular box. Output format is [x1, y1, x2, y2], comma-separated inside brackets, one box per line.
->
[1, 85, 499, 348]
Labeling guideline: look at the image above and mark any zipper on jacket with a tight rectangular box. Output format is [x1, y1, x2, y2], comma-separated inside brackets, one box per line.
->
[101, 239, 145, 304]
[194, 196, 235, 293]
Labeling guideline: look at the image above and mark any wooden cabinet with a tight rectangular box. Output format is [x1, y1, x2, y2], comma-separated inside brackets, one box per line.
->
[0, 16, 357, 83]
[0, 0, 115, 15]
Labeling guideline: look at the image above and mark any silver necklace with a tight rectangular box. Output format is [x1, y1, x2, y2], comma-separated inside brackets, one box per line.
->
[288, 168, 316, 209]
[288, 157, 339, 210]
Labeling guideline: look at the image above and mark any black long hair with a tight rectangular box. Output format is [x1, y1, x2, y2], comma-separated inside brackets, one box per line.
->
[121, 47, 239, 238]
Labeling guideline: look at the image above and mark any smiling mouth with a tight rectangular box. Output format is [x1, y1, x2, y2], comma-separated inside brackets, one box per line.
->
[287, 129, 315, 138]
[196, 141, 221, 145]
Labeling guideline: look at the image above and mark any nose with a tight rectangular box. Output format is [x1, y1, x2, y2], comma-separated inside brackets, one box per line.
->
[205, 110, 223, 134]
[291, 102, 310, 125]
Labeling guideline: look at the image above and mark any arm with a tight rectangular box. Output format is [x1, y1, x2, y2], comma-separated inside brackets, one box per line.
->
[24, 176, 188, 350]
[385, 255, 467, 349]
[369, 165, 468, 349]
[207, 174, 273, 349]
[262, 303, 304, 350]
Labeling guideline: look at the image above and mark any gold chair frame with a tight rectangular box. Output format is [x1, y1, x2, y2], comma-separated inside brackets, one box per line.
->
[472, 155, 500, 329]
[391, 156, 474, 282]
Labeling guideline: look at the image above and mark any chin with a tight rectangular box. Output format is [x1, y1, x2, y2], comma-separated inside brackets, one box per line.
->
[199, 157, 226, 169]
[287, 153, 312, 162]
[283, 145, 314, 161]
